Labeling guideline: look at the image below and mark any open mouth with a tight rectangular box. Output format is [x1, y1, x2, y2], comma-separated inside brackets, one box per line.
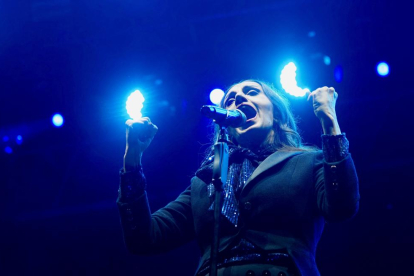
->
[238, 105, 257, 121]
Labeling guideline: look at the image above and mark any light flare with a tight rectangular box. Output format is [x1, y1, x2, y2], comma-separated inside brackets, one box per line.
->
[126, 90, 145, 120]
[209, 89, 225, 105]
[280, 62, 309, 97]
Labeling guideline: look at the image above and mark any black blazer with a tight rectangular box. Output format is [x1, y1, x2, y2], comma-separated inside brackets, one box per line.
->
[118, 150, 360, 276]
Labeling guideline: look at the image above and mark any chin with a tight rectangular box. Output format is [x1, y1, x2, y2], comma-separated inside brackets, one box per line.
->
[232, 126, 273, 149]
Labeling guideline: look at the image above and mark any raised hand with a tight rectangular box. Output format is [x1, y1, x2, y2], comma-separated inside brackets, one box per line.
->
[123, 117, 158, 171]
[307, 87, 342, 135]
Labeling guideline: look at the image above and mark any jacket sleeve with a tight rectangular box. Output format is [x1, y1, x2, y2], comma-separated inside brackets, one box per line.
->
[117, 173, 195, 255]
[314, 137, 360, 222]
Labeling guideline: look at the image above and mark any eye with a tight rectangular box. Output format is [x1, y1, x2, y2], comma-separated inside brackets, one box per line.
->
[247, 89, 259, 95]
[225, 98, 235, 107]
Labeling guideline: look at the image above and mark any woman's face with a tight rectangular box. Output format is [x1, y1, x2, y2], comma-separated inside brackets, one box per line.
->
[222, 81, 274, 148]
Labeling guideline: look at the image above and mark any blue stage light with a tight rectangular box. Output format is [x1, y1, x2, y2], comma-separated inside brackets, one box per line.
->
[126, 90, 145, 120]
[155, 79, 163, 86]
[52, 113, 64, 127]
[334, 65, 343, 83]
[16, 135, 23, 145]
[3, 136, 9, 142]
[209, 89, 225, 105]
[280, 62, 309, 97]
[5, 146, 12, 154]
[377, 62, 389, 76]
[323, 56, 331, 66]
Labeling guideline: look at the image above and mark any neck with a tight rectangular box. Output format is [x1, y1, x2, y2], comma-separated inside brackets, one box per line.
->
[235, 129, 276, 153]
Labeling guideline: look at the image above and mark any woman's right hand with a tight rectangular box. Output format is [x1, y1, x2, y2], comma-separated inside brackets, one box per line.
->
[123, 117, 158, 171]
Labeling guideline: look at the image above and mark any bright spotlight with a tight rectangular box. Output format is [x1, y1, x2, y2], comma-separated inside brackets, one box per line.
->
[334, 65, 343, 83]
[209, 89, 225, 105]
[5, 146, 12, 154]
[280, 62, 308, 97]
[323, 56, 331, 66]
[126, 90, 145, 120]
[52, 113, 64, 127]
[377, 62, 389, 76]
[16, 135, 23, 145]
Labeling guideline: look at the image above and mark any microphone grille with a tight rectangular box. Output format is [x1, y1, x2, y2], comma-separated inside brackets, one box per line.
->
[200, 105, 215, 116]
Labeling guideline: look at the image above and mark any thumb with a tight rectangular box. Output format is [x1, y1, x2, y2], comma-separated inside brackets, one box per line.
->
[306, 90, 313, 102]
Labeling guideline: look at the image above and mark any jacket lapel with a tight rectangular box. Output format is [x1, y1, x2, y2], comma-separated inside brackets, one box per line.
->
[242, 150, 304, 192]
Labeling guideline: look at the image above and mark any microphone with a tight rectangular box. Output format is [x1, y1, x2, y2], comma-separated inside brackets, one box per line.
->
[201, 105, 247, 127]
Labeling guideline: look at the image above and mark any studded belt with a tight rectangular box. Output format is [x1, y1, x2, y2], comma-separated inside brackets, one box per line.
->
[197, 251, 296, 276]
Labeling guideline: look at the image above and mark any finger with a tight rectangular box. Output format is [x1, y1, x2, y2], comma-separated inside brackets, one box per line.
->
[137, 125, 158, 144]
[148, 124, 158, 138]
[126, 117, 151, 129]
[308, 90, 317, 101]
[141, 117, 151, 125]
[325, 87, 338, 100]
[309, 89, 319, 102]
[125, 119, 134, 128]
[137, 121, 158, 141]
[306, 90, 312, 101]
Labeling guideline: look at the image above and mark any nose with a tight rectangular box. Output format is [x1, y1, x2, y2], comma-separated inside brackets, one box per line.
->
[235, 92, 248, 107]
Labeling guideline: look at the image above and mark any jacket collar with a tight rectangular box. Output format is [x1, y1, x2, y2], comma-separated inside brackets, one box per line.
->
[242, 150, 304, 192]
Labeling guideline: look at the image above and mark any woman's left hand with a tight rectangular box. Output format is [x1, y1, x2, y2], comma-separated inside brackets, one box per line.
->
[307, 86, 342, 135]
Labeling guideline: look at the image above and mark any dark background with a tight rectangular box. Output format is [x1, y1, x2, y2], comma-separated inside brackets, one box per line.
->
[1, 0, 413, 275]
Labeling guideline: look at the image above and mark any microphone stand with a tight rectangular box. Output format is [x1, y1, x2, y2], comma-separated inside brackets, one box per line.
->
[209, 125, 230, 276]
